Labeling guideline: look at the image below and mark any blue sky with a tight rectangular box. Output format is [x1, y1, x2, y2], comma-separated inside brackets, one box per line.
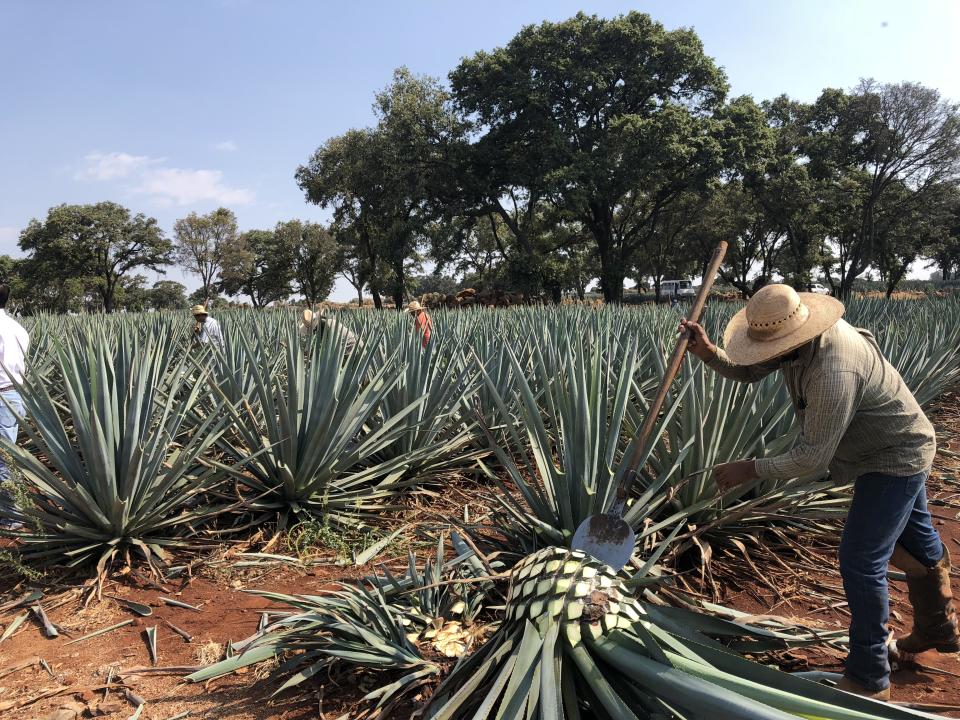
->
[1, 0, 958, 299]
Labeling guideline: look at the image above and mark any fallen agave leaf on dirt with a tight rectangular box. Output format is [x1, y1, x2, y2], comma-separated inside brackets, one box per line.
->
[32, 603, 59, 637]
[64, 619, 134, 645]
[0, 589, 43, 613]
[113, 598, 153, 617]
[158, 597, 201, 612]
[353, 526, 405, 566]
[0, 610, 29, 643]
[162, 618, 193, 643]
[144, 626, 158, 666]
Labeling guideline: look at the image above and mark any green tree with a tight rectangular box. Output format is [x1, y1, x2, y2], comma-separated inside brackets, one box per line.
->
[219, 229, 293, 307]
[275, 220, 342, 307]
[924, 184, 960, 282]
[173, 207, 238, 302]
[702, 181, 787, 297]
[875, 182, 955, 296]
[741, 96, 827, 289]
[411, 273, 458, 297]
[298, 68, 465, 310]
[148, 280, 188, 310]
[450, 12, 729, 303]
[18, 202, 171, 312]
[803, 81, 960, 297]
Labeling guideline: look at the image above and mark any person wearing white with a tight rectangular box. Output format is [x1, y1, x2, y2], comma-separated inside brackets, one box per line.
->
[191, 304, 223, 348]
[0, 284, 29, 530]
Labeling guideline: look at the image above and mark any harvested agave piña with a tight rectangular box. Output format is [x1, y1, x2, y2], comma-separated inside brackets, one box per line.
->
[424, 546, 938, 720]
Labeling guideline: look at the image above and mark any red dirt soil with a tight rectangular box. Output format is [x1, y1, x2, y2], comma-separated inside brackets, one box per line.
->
[0, 395, 959, 718]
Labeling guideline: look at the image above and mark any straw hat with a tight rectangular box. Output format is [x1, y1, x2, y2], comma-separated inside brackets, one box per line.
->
[191, 304, 209, 316]
[405, 300, 423, 314]
[722, 284, 844, 365]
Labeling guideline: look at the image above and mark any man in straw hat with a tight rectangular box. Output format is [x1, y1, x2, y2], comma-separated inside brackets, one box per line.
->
[405, 300, 433, 348]
[681, 284, 956, 699]
[191, 304, 223, 348]
[299, 305, 359, 355]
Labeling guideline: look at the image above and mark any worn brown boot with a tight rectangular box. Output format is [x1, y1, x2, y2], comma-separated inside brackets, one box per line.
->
[836, 675, 890, 701]
[890, 543, 960, 655]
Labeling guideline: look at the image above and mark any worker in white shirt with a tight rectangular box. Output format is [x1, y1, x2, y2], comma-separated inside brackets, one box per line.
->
[191, 304, 223, 348]
[0, 284, 29, 530]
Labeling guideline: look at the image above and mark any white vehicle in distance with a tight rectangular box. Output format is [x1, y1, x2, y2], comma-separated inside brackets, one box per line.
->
[661, 279, 696, 299]
[807, 282, 831, 295]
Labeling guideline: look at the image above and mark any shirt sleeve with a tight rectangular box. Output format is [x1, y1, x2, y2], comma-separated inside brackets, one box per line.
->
[754, 369, 861, 480]
[705, 347, 776, 383]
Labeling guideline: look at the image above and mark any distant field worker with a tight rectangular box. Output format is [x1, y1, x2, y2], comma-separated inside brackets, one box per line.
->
[300, 306, 360, 354]
[682, 284, 955, 700]
[0, 283, 29, 531]
[191, 304, 223, 348]
[406, 301, 432, 348]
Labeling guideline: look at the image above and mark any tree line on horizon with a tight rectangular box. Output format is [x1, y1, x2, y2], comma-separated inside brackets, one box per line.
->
[4, 11, 960, 313]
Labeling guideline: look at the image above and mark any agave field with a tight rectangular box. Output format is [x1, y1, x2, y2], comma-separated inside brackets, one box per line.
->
[2, 298, 960, 719]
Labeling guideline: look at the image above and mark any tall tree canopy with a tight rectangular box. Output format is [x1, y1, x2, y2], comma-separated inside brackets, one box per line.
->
[803, 81, 960, 296]
[450, 11, 730, 303]
[173, 207, 238, 303]
[298, 68, 464, 309]
[274, 220, 342, 307]
[219, 229, 294, 307]
[18, 201, 171, 312]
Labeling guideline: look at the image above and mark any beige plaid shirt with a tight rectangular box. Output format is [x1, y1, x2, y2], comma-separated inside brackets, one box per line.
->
[706, 319, 936, 482]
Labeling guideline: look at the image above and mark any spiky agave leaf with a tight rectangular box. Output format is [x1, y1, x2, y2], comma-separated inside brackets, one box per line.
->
[474, 322, 688, 558]
[370, 325, 485, 481]
[423, 547, 940, 720]
[208, 323, 430, 527]
[188, 538, 488, 718]
[1, 326, 233, 575]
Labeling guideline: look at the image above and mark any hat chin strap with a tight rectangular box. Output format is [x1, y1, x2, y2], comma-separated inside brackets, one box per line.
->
[746, 302, 810, 342]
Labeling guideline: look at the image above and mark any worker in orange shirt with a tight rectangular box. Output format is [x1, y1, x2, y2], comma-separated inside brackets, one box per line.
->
[405, 300, 433, 348]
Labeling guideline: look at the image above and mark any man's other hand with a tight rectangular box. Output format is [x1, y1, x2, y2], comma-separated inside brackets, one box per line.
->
[714, 460, 758, 493]
[680, 320, 717, 362]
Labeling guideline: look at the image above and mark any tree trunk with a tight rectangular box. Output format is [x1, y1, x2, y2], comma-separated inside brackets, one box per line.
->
[357, 288, 363, 306]
[371, 288, 383, 310]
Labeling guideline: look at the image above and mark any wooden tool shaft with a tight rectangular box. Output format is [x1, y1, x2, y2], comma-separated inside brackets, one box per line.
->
[617, 241, 728, 500]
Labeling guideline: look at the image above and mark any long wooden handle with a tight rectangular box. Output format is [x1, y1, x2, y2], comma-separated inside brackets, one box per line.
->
[616, 241, 728, 503]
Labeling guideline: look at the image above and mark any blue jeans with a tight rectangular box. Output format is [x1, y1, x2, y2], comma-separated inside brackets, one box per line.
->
[0, 389, 24, 516]
[839, 470, 943, 690]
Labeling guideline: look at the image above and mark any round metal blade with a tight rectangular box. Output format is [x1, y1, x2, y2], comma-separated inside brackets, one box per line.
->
[570, 514, 635, 570]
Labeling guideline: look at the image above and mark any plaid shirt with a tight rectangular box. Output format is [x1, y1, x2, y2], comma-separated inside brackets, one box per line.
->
[706, 319, 936, 482]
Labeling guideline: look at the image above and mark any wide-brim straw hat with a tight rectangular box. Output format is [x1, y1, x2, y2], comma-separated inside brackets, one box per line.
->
[405, 300, 423, 313]
[722, 284, 844, 365]
[191, 304, 209, 316]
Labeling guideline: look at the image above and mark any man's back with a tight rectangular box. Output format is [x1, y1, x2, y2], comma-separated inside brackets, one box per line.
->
[766, 319, 935, 481]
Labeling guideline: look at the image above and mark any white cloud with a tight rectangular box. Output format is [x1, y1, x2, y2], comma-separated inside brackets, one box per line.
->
[214, 140, 237, 152]
[76, 151, 159, 180]
[75, 149, 255, 207]
[135, 167, 255, 206]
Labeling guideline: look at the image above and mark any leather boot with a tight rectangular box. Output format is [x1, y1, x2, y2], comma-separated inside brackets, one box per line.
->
[836, 675, 890, 701]
[890, 543, 960, 655]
